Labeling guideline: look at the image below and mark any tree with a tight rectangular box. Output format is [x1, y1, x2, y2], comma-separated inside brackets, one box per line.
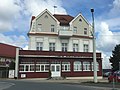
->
[109, 44, 120, 71]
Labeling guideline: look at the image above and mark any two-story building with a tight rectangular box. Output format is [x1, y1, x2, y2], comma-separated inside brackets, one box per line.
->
[17, 9, 102, 79]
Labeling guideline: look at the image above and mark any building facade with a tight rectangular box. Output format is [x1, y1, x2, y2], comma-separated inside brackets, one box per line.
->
[0, 43, 17, 78]
[17, 9, 102, 79]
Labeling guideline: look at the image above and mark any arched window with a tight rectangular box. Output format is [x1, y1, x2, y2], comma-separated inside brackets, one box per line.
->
[74, 61, 82, 71]
[83, 61, 90, 71]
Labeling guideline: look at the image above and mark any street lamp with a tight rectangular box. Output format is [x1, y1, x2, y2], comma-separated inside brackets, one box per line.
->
[91, 8, 98, 83]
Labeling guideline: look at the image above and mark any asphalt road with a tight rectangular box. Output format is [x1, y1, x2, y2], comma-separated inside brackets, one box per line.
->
[0, 79, 111, 90]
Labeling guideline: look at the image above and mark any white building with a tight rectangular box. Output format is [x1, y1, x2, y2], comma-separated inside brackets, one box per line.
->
[17, 9, 102, 79]
[28, 9, 93, 52]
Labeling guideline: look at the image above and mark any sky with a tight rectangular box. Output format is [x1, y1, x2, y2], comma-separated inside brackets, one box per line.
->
[0, 0, 120, 69]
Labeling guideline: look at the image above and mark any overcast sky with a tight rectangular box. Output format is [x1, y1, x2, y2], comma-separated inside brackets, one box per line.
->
[0, 0, 120, 69]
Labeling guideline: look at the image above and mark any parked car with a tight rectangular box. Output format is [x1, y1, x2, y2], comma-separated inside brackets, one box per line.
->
[108, 71, 120, 82]
[103, 72, 111, 77]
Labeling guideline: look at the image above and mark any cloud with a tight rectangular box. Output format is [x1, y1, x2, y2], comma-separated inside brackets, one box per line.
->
[0, 0, 67, 32]
[105, 17, 120, 31]
[96, 22, 120, 69]
[109, 0, 120, 17]
[102, 52, 111, 69]
[23, 0, 67, 16]
[0, 0, 21, 32]
[97, 22, 119, 52]
[0, 34, 28, 48]
[23, 45, 28, 50]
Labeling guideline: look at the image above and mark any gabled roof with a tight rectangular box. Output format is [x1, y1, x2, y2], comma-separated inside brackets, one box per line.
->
[0, 43, 18, 58]
[53, 14, 74, 26]
[35, 9, 59, 24]
[30, 9, 90, 27]
[70, 13, 90, 25]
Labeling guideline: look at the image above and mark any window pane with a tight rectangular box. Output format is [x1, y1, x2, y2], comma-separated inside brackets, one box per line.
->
[62, 62, 70, 71]
[74, 61, 82, 71]
[20, 65, 24, 71]
[49, 43, 55, 51]
[84, 28, 87, 35]
[36, 65, 40, 71]
[51, 66, 55, 71]
[62, 43, 68, 52]
[30, 65, 34, 71]
[25, 65, 29, 71]
[51, 25, 55, 32]
[37, 24, 42, 32]
[84, 44, 89, 52]
[36, 42, 43, 51]
[73, 43, 78, 52]
[73, 27, 77, 33]
[83, 62, 90, 71]
[41, 65, 44, 71]
[45, 65, 49, 71]
[56, 66, 60, 71]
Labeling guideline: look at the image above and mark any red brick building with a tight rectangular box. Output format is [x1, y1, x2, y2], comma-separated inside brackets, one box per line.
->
[17, 50, 102, 79]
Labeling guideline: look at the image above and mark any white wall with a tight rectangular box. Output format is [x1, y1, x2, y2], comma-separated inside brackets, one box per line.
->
[28, 35, 93, 52]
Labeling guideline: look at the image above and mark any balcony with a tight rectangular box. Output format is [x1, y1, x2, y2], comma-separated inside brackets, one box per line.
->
[58, 29, 73, 38]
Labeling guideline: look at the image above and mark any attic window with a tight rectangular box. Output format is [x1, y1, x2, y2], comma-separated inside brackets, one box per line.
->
[44, 15, 48, 18]
[79, 19, 82, 22]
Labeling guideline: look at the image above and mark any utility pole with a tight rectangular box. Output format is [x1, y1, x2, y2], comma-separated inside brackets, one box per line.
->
[91, 8, 98, 83]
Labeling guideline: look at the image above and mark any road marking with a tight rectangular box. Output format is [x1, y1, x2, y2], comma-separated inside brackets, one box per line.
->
[0, 82, 15, 90]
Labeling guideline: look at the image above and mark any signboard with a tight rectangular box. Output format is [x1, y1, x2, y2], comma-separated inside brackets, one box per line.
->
[9, 70, 14, 78]
[21, 74, 26, 78]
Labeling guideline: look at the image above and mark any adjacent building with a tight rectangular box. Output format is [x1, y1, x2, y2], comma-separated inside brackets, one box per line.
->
[0, 43, 17, 78]
[17, 9, 102, 79]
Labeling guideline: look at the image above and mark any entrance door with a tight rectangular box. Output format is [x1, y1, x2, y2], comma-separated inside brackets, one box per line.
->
[51, 64, 61, 77]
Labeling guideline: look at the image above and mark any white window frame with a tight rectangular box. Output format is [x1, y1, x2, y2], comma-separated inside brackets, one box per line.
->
[62, 43, 68, 52]
[49, 43, 55, 51]
[37, 24, 42, 32]
[83, 44, 89, 52]
[62, 62, 70, 72]
[73, 43, 78, 52]
[84, 28, 87, 35]
[83, 61, 90, 71]
[36, 64, 49, 72]
[51, 25, 55, 32]
[36, 42, 43, 51]
[74, 61, 82, 71]
[19, 64, 35, 72]
[73, 27, 77, 33]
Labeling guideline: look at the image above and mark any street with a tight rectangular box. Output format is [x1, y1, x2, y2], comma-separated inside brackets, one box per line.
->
[0, 79, 110, 90]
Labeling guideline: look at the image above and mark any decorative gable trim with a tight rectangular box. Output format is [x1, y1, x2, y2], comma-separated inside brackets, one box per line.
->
[70, 13, 90, 25]
[35, 9, 60, 24]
